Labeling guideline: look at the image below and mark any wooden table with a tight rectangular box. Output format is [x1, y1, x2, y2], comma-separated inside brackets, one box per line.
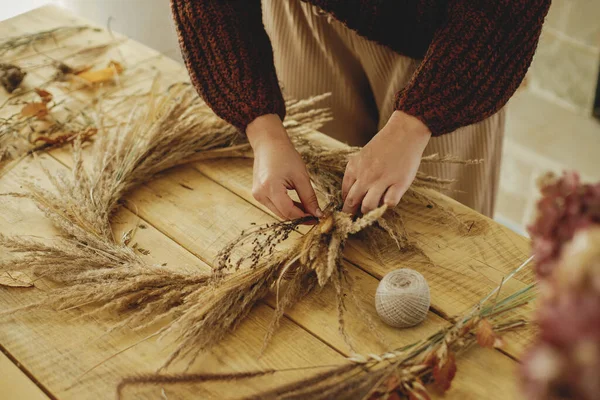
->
[0, 6, 534, 399]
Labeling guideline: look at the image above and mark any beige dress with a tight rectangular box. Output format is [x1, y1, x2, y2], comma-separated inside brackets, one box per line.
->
[262, 0, 505, 217]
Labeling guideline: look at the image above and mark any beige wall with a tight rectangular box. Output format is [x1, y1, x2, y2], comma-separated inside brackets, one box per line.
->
[527, 0, 600, 114]
[60, 0, 183, 63]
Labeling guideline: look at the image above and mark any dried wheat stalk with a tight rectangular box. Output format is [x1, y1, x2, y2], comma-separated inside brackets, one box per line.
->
[1, 83, 477, 371]
[0, 85, 332, 368]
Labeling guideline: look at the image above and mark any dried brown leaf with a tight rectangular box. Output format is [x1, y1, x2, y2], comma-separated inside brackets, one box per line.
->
[34, 87, 53, 103]
[476, 318, 496, 348]
[20, 102, 48, 119]
[0, 271, 34, 288]
[432, 351, 457, 393]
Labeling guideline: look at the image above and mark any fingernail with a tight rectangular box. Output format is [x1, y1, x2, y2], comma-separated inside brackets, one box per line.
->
[315, 208, 323, 218]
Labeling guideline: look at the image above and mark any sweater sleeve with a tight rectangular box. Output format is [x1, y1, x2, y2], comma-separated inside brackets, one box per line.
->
[394, 0, 551, 136]
[170, 0, 285, 131]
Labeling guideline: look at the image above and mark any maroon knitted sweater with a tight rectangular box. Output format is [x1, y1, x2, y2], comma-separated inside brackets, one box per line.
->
[170, 0, 550, 136]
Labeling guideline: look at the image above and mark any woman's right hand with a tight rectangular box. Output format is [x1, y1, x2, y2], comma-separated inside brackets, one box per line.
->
[247, 114, 323, 220]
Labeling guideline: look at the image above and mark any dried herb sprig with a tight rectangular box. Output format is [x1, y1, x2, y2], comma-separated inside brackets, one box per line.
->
[0, 87, 96, 175]
[115, 259, 535, 400]
[0, 26, 95, 58]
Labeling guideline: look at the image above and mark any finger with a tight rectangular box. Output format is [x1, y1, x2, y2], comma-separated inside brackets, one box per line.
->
[270, 189, 308, 220]
[341, 165, 356, 202]
[263, 197, 286, 220]
[382, 183, 409, 209]
[253, 188, 284, 219]
[294, 174, 323, 217]
[361, 184, 388, 214]
[342, 182, 368, 215]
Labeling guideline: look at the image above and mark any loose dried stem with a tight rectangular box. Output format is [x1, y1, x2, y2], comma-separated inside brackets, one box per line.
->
[0, 26, 95, 58]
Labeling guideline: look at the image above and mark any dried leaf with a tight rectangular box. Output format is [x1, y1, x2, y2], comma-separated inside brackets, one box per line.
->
[432, 351, 457, 393]
[476, 318, 496, 348]
[34, 87, 53, 103]
[0, 271, 34, 288]
[76, 60, 124, 84]
[20, 102, 48, 119]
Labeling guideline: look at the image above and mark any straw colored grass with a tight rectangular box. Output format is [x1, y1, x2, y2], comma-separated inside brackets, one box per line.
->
[1, 84, 479, 370]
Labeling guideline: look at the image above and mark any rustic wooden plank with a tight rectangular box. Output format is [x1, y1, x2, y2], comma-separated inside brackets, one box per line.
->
[0, 350, 50, 400]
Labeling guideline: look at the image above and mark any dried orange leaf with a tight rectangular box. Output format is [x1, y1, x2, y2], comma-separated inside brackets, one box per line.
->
[76, 60, 124, 84]
[20, 102, 48, 119]
[432, 351, 457, 393]
[0, 271, 33, 288]
[476, 318, 496, 348]
[34, 87, 53, 103]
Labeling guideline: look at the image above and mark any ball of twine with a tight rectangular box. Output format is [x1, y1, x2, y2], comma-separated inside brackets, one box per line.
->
[375, 269, 430, 328]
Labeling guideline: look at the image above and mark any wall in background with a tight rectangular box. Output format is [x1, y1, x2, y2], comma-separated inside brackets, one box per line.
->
[0, 0, 58, 21]
[527, 0, 600, 114]
[60, 0, 183, 63]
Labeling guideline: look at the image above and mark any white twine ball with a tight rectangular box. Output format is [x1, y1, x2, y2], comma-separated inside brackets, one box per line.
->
[375, 269, 430, 328]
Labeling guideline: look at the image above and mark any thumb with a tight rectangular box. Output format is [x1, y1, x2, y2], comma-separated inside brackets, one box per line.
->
[294, 173, 323, 218]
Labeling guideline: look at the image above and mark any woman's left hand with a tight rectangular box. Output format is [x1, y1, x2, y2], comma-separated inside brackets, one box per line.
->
[341, 110, 431, 214]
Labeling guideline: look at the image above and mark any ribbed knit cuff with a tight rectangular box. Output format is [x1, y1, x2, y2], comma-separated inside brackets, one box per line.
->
[394, 89, 451, 137]
[234, 88, 287, 133]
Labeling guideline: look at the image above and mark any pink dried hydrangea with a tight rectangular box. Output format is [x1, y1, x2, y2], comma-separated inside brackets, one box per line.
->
[527, 171, 600, 278]
[521, 278, 600, 400]
[522, 173, 600, 400]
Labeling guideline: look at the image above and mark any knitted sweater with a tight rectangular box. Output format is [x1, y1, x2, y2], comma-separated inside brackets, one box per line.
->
[170, 0, 550, 136]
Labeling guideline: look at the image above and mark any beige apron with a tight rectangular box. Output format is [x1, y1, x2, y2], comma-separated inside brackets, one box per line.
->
[262, 0, 505, 217]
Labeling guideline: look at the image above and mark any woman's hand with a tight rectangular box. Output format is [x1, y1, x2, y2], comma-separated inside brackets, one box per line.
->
[342, 111, 431, 214]
[247, 114, 323, 220]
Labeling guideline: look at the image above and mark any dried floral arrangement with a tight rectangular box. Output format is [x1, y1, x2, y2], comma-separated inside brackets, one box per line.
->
[0, 87, 96, 175]
[0, 38, 146, 175]
[0, 26, 99, 93]
[115, 259, 534, 400]
[1, 84, 478, 381]
[521, 172, 600, 400]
